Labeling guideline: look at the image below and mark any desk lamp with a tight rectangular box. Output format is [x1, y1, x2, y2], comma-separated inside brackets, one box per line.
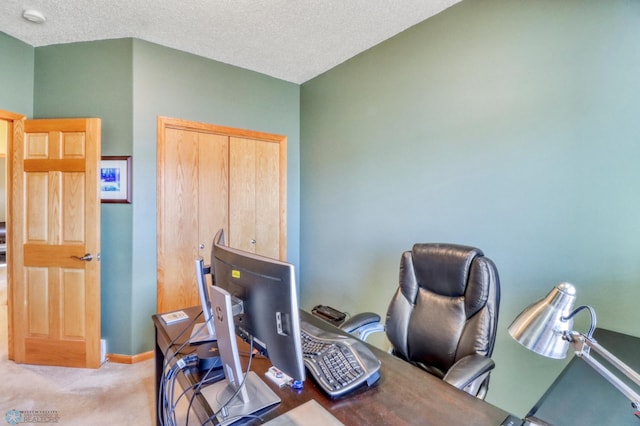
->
[508, 282, 640, 417]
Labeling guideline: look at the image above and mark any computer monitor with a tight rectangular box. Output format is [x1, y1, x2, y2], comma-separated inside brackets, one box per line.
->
[200, 229, 305, 425]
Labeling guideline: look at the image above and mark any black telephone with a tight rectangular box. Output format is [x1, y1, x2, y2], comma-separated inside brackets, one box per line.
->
[311, 305, 347, 326]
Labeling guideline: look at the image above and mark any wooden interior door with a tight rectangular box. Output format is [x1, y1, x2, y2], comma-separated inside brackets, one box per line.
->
[157, 117, 287, 313]
[9, 118, 101, 368]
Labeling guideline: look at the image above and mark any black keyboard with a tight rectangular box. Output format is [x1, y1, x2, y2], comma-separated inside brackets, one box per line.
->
[300, 319, 381, 398]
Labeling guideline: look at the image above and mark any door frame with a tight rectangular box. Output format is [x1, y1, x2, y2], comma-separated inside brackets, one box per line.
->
[0, 109, 26, 360]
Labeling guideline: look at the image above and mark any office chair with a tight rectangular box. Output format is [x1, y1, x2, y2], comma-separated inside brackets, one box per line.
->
[340, 243, 500, 399]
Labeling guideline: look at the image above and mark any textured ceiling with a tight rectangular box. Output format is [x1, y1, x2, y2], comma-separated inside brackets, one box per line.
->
[0, 0, 461, 84]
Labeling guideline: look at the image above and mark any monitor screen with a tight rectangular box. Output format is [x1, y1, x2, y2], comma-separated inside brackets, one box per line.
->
[210, 229, 305, 383]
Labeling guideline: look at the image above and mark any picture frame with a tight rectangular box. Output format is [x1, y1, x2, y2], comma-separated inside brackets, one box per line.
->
[100, 156, 132, 203]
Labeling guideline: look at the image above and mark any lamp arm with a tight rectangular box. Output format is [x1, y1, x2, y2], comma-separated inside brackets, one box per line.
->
[568, 331, 640, 409]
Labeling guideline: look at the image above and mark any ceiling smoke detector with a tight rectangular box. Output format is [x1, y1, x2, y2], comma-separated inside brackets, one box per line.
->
[23, 9, 46, 24]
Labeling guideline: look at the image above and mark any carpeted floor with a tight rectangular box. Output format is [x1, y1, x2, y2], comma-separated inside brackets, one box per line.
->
[0, 303, 157, 425]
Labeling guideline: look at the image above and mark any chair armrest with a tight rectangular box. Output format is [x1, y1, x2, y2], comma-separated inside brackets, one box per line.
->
[339, 312, 384, 341]
[340, 312, 381, 333]
[442, 354, 495, 391]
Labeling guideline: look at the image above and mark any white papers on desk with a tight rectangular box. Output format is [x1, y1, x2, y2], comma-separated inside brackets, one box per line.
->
[264, 400, 344, 426]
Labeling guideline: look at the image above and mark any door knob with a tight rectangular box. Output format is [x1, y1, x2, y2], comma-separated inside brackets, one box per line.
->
[71, 253, 93, 262]
[250, 239, 256, 245]
[199, 244, 205, 249]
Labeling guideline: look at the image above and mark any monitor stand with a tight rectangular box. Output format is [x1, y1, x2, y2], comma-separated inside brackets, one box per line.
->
[201, 286, 280, 425]
[189, 322, 217, 343]
[192, 258, 217, 344]
[200, 371, 280, 425]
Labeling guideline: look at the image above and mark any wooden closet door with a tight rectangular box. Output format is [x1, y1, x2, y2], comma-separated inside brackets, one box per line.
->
[157, 127, 227, 313]
[229, 137, 282, 259]
[197, 132, 229, 266]
[157, 117, 286, 313]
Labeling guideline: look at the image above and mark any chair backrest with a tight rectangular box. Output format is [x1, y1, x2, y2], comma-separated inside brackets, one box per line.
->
[385, 243, 500, 379]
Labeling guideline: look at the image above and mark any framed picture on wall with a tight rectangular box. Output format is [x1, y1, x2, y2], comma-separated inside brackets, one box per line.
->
[100, 156, 132, 203]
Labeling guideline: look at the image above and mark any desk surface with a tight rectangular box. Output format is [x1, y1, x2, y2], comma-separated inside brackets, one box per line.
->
[526, 328, 640, 426]
[153, 306, 513, 425]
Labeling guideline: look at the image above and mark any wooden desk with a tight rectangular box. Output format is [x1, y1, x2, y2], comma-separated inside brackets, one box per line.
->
[153, 306, 515, 425]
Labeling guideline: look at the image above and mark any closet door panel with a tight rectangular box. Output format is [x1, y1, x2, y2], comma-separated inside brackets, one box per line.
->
[255, 140, 281, 259]
[198, 133, 229, 259]
[229, 137, 257, 253]
[158, 127, 199, 313]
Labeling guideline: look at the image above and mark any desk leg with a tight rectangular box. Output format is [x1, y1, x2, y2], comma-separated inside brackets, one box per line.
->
[155, 327, 164, 426]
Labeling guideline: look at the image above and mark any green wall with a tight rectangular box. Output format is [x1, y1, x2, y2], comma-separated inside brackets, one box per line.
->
[33, 39, 135, 355]
[0, 32, 34, 116]
[300, 0, 640, 417]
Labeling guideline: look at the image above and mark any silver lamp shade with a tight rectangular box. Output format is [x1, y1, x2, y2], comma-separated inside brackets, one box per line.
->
[508, 282, 577, 359]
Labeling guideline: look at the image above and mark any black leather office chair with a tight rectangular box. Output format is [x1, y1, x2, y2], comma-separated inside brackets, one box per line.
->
[341, 243, 500, 399]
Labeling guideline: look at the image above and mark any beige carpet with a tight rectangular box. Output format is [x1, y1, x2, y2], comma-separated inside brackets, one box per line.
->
[0, 304, 157, 425]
